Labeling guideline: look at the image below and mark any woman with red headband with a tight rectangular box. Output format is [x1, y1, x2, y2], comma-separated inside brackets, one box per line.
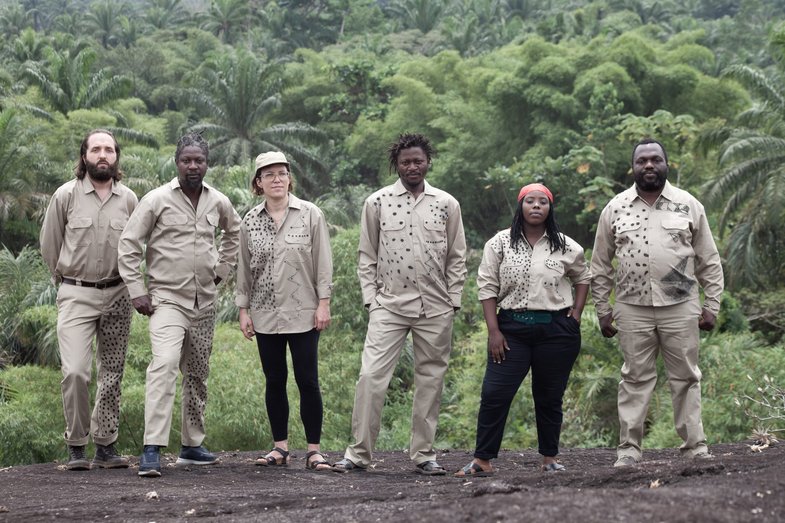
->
[455, 183, 590, 476]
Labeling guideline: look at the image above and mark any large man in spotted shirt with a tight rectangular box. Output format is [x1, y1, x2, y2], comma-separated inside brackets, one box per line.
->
[591, 138, 724, 467]
[335, 133, 467, 475]
[41, 129, 137, 471]
[119, 133, 241, 477]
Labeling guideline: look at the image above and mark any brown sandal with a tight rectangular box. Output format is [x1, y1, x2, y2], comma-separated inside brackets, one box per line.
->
[256, 447, 289, 466]
[304, 450, 333, 471]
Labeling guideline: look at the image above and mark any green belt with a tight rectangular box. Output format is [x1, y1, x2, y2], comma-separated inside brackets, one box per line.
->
[500, 309, 555, 325]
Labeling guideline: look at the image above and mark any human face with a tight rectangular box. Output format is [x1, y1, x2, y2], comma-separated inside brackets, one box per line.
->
[521, 190, 550, 226]
[176, 145, 208, 190]
[83, 132, 118, 182]
[256, 163, 290, 199]
[396, 146, 429, 191]
[632, 143, 668, 193]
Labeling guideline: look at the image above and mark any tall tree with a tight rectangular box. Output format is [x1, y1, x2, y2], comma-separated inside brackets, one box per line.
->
[22, 45, 132, 115]
[200, 0, 249, 44]
[182, 50, 328, 197]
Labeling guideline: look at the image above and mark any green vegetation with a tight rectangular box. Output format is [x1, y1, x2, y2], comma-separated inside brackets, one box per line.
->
[2, 0, 785, 466]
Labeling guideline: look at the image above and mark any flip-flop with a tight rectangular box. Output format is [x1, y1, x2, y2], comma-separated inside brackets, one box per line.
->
[453, 461, 494, 477]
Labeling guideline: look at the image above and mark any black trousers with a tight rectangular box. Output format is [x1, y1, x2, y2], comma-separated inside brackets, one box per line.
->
[474, 313, 580, 459]
[255, 329, 323, 444]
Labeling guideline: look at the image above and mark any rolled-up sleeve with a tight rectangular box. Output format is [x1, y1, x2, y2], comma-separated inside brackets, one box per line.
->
[477, 235, 502, 301]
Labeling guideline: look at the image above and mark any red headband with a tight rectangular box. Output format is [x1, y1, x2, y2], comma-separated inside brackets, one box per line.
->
[517, 183, 553, 203]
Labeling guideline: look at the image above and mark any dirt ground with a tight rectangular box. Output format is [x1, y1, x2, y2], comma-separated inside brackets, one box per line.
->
[1, 441, 783, 522]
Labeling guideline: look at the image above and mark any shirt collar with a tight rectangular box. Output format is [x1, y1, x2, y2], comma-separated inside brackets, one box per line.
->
[81, 176, 120, 195]
[392, 178, 434, 196]
[258, 193, 302, 216]
[624, 180, 675, 203]
[169, 177, 213, 192]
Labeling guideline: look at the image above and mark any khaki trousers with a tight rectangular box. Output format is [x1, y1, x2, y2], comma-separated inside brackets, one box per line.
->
[614, 300, 708, 459]
[345, 307, 455, 467]
[143, 300, 216, 447]
[56, 283, 133, 446]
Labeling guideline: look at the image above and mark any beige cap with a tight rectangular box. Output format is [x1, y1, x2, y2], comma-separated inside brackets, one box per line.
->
[255, 151, 289, 172]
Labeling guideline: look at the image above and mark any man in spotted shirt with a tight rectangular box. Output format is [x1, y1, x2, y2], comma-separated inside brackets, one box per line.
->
[119, 133, 241, 477]
[41, 129, 137, 470]
[591, 138, 724, 467]
[335, 133, 467, 475]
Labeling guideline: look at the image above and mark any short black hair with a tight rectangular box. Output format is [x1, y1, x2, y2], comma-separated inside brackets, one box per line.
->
[632, 138, 668, 165]
[387, 133, 435, 173]
[175, 132, 209, 162]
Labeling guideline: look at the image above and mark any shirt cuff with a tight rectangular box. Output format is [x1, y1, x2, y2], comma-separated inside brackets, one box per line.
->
[126, 282, 148, 301]
[702, 297, 721, 315]
[595, 304, 613, 318]
[449, 291, 462, 309]
[235, 295, 250, 309]
[215, 263, 231, 283]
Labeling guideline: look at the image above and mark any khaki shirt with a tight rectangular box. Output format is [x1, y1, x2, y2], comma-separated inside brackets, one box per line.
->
[235, 194, 333, 334]
[40, 177, 138, 283]
[478, 229, 590, 311]
[591, 181, 724, 318]
[358, 179, 467, 318]
[118, 178, 241, 309]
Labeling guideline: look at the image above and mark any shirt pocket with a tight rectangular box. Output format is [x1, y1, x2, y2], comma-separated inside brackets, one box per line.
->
[66, 216, 94, 246]
[206, 213, 219, 228]
[423, 219, 447, 257]
[107, 218, 128, 247]
[161, 213, 188, 226]
[613, 219, 642, 246]
[380, 220, 407, 252]
[661, 217, 692, 245]
[285, 227, 312, 258]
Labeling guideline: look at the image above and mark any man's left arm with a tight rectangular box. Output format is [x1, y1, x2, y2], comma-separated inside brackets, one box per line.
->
[445, 198, 468, 310]
[215, 197, 242, 284]
[692, 204, 724, 329]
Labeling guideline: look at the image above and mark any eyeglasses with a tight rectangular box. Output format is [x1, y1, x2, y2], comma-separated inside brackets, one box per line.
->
[260, 171, 290, 180]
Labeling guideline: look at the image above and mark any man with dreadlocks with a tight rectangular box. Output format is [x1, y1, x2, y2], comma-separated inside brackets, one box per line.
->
[119, 133, 241, 477]
[455, 183, 589, 477]
[41, 129, 137, 470]
[334, 133, 467, 475]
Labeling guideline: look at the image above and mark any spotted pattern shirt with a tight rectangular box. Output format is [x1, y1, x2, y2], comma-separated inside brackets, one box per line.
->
[235, 194, 333, 334]
[358, 179, 467, 318]
[590, 181, 724, 318]
[477, 229, 590, 311]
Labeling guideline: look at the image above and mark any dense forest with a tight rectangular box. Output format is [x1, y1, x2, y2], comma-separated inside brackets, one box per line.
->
[2, 0, 785, 466]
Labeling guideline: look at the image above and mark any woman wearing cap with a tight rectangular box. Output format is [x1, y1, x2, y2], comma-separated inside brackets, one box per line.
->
[455, 183, 590, 477]
[235, 151, 334, 471]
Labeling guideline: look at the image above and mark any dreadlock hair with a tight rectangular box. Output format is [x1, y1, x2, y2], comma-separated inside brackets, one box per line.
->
[175, 132, 209, 162]
[74, 129, 123, 181]
[387, 133, 435, 174]
[509, 197, 566, 254]
[631, 138, 668, 166]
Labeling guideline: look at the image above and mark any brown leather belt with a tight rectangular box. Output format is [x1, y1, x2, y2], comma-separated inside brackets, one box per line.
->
[61, 277, 123, 289]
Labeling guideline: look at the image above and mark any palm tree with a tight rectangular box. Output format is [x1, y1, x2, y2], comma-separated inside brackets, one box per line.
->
[182, 50, 328, 198]
[22, 45, 133, 116]
[144, 0, 187, 30]
[200, 0, 249, 44]
[84, 0, 126, 48]
[385, 0, 447, 34]
[700, 54, 785, 289]
[0, 2, 32, 37]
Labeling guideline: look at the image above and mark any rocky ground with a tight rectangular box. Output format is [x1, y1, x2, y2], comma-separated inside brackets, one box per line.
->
[1, 442, 783, 522]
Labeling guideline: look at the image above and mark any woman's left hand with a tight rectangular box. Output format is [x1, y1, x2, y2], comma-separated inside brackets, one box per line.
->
[314, 300, 331, 331]
[239, 308, 255, 340]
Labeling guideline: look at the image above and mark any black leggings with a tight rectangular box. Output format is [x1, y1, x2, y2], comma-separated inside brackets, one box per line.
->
[255, 329, 323, 444]
[474, 313, 581, 459]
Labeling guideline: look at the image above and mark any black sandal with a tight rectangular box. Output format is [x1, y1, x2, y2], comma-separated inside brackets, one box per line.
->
[304, 450, 333, 471]
[256, 447, 289, 466]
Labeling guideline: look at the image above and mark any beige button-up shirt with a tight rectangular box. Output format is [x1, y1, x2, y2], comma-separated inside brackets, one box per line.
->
[235, 194, 333, 334]
[118, 178, 241, 309]
[591, 181, 724, 318]
[358, 179, 467, 318]
[41, 177, 138, 283]
[478, 229, 590, 311]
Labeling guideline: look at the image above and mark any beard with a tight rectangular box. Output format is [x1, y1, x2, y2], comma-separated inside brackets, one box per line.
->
[634, 171, 666, 192]
[85, 160, 118, 182]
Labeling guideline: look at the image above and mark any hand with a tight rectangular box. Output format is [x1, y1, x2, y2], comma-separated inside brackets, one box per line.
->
[214, 276, 222, 285]
[599, 313, 617, 338]
[487, 328, 509, 364]
[314, 301, 331, 331]
[132, 295, 154, 316]
[698, 309, 717, 331]
[239, 309, 255, 340]
[569, 308, 582, 324]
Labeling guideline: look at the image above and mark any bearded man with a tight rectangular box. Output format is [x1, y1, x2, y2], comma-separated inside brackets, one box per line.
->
[41, 129, 138, 470]
[591, 138, 724, 467]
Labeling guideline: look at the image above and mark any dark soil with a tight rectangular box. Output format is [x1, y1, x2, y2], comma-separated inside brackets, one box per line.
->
[1, 442, 783, 522]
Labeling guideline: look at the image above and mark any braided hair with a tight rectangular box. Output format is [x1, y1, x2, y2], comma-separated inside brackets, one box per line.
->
[509, 197, 566, 254]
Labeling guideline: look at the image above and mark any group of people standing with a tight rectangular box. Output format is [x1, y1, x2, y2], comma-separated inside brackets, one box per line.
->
[40, 129, 723, 478]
